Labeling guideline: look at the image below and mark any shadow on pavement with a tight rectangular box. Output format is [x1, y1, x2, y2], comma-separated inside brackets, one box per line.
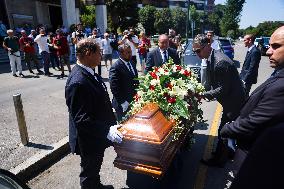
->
[27, 142, 54, 150]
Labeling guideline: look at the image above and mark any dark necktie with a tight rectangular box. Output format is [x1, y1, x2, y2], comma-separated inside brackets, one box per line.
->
[94, 73, 107, 91]
[127, 62, 135, 76]
[163, 51, 168, 63]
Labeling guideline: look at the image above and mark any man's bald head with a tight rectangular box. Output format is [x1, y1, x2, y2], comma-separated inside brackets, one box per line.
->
[266, 26, 284, 68]
[158, 34, 169, 50]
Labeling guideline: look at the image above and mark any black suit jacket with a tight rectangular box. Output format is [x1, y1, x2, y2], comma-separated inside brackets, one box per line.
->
[240, 46, 261, 84]
[204, 50, 246, 120]
[230, 122, 284, 189]
[221, 68, 284, 151]
[109, 58, 139, 111]
[65, 65, 116, 155]
[145, 47, 181, 73]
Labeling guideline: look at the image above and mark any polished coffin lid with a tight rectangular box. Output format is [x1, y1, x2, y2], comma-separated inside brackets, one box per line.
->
[119, 103, 175, 144]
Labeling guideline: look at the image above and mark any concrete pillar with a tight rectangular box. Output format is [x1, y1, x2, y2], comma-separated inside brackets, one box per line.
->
[96, 0, 107, 34]
[61, 0, 79, 28]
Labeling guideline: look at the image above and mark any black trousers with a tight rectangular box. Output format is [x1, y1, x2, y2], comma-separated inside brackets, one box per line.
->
[131, 56, 137, 68]
[213, 112, 233, 163]
[79, 145, 106, 189]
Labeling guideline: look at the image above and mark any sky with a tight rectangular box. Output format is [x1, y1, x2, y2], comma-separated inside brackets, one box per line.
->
[214, 0, 284, 29]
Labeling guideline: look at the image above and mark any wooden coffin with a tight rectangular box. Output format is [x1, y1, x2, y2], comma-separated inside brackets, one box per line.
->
[113, 103, 190, 179]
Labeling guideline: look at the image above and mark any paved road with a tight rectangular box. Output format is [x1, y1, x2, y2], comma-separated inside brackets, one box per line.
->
[0, 60, 113, 170]
[0, 41, 273, 188]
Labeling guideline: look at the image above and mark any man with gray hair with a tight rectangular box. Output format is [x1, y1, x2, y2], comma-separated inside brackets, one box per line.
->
[3, 29, 24, 77]
[66, 38, 122, 189]
[192, 34, 245, 167]
[109, 43, 138, 121]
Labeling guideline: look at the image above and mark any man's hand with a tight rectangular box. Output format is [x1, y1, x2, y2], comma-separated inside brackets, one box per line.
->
[7, 48, 12, 51]
[121, 101, 129, 113]
[107, 125, 123, 143]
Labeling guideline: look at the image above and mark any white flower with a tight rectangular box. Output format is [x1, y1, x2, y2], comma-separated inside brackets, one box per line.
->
[150, 79, 160, 86]
[158, 68, 165, 75]
[137, 91, 144, 97]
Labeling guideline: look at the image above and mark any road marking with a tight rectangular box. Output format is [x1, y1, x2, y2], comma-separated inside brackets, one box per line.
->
[194, 103, 222, 189]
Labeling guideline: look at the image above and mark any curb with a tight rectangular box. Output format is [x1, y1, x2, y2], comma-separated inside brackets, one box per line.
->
[9, 136, 70, 182]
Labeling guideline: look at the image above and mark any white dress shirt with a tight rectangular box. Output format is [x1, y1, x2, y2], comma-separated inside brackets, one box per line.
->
[34, 35, 49, 53]
[159, 48, 168, 63]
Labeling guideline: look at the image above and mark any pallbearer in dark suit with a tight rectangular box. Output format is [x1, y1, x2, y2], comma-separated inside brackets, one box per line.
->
[65, 39, 123, 189]
[221, 26, 284, 174]
[145, 34, 180, 73]
[240, 34, 261, 96]
[109, 43, 139, 121]
[192, 34, 246, 167]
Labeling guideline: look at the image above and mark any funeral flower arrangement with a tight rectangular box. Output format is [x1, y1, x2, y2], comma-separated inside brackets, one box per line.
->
[126, 58, 205, 142]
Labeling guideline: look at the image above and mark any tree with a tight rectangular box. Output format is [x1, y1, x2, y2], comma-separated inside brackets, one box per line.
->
[138, 5, 157, 35]
[106, 0, 139, 32]
[171, 7, 187, 36]
[80, 5, 96, 29]
[207, 4, 225, 36]
[220, 0, 245, 38]
[241, 21, 283, 37]
[154, 8, 172, 34]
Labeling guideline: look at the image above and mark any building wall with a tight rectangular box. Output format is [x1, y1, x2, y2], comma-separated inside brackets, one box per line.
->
[5, 0, 38, 29]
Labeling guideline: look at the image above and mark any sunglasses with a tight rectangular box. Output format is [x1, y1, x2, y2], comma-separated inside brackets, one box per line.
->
[193, 45, 205, 54]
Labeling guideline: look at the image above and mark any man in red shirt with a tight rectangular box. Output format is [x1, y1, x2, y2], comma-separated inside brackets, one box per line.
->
[19, 30, 43, 74]
[53, 29, 71, 78]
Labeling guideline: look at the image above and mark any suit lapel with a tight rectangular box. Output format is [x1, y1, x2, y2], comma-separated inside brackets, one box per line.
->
[119, 59, 137, 78]
[77, 65, 106, 92]
[155, 48, 163, 67]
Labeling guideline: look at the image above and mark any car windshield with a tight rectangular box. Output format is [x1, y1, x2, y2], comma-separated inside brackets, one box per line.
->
[219, 39, 231, 46]
[185, 40, 194, 54]
[263, 37, 270, 45]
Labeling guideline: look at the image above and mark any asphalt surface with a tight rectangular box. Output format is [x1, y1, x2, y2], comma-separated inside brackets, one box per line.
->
[0, 41, 273, 188]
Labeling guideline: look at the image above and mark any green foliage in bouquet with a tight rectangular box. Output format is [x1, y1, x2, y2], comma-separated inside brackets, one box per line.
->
[126, 59, 205, 143]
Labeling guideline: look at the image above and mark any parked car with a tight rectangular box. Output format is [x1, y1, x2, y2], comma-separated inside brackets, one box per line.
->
[182, 39, 202, 82]
[218, 37, 234, 60]
[259, 37, 270, 56]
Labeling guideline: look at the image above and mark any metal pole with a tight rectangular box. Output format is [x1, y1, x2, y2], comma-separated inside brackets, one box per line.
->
[13, 94, 29, 145]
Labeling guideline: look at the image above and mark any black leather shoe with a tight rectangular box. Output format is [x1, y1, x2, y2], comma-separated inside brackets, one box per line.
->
[200, 158, 225, 168]
[13, 74, 18, 77]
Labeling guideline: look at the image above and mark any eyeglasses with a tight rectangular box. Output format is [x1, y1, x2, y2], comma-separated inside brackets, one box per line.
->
[193, 45, 205, 54]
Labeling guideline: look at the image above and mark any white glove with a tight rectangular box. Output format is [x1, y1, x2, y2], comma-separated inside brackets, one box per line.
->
[121, 101, 129, 113]
[107, 125, 123, 143]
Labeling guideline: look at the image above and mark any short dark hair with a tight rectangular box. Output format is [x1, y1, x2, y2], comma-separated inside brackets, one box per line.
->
[76, 38, 100, 58]
[193, 34, 210, 47]
[118, 43, 131, 54]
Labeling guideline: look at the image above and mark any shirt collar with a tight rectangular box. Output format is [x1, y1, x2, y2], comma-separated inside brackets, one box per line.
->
[159, 47, 168, 54]
[248, 45, 255, 52]
[120, 57, 129, 64]
[77, 61, 94, 76]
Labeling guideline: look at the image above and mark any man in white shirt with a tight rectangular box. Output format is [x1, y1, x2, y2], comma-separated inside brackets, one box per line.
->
[34, 28, 52, 75]
[118, 29, 139, 68]
[101, 33, 113, 70]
